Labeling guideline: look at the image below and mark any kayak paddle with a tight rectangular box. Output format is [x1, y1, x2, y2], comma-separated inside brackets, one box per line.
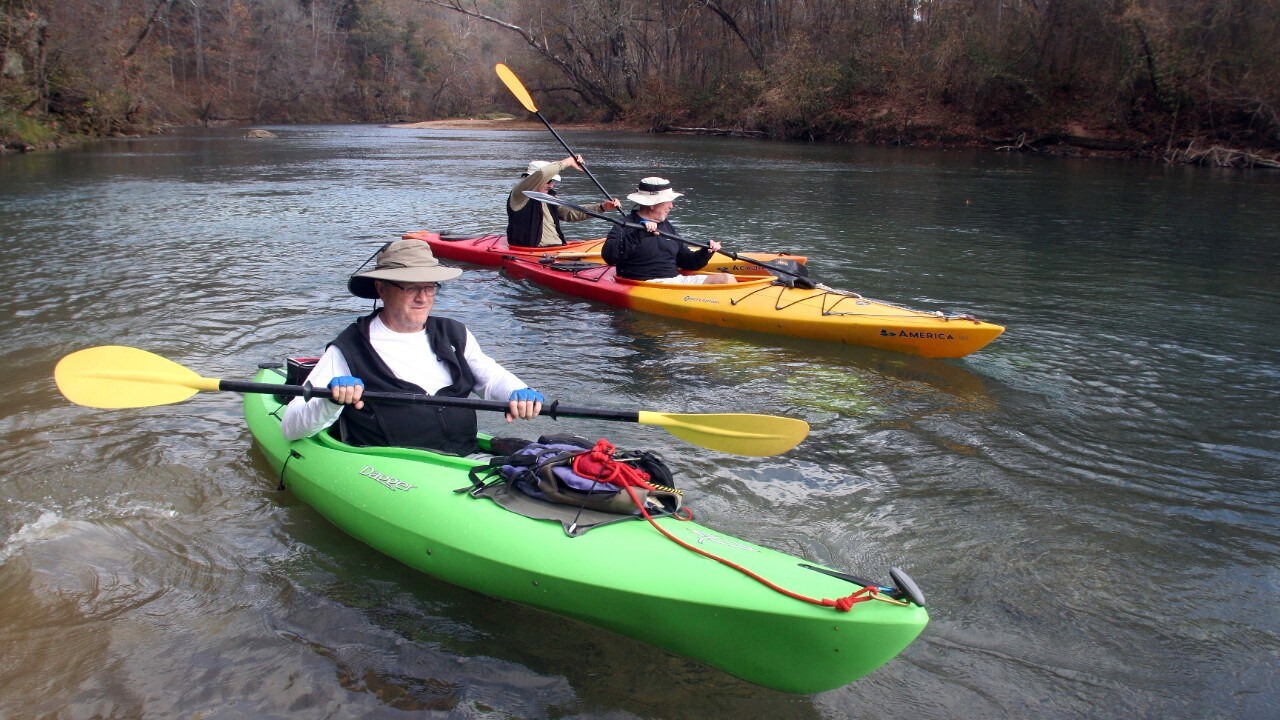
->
[495, 63, 623, 216]
[54, 346, 809, 457]
[522, 190, 814, 285]
[498, 64, 809, 284]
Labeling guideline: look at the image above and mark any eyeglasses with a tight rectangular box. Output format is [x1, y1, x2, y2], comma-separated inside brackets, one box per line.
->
[385, 281, 440, 296]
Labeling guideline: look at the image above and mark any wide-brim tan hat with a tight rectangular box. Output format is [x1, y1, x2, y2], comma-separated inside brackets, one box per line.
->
[348, 239, 463, 299]
[626, 176, 683, 205]
[523, 160, 561, 182]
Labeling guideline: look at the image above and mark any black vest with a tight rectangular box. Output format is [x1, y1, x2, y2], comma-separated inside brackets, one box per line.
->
[506, 193, 565, 247]
[329, 312, 479, 455]
[602, 211, 710, 280]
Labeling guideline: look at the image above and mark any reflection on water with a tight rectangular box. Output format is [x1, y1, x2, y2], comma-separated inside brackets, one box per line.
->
[1, 126, 1278, 718]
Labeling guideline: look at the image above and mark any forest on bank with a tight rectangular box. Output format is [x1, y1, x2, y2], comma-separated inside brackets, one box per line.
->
[2, 0, 1278, 165]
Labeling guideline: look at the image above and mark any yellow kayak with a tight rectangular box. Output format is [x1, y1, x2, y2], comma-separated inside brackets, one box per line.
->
[501, 257, 1005, 359]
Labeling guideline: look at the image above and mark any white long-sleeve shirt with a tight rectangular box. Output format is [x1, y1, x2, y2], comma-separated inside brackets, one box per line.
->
[281, 314, 528, 441]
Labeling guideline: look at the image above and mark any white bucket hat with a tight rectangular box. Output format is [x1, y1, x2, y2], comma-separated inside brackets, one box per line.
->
[348, 239, 463, 299]
[523, 160, 561, 182]
[627, 177, 683, 205]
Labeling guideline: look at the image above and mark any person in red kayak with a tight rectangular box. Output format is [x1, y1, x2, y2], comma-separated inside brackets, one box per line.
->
[506, 155, 621, 247]
[281, 239, 544, 456]
[601, 177, 736, 285]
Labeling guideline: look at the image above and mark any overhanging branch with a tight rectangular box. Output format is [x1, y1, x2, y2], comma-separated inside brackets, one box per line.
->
[416, 0, 625, 114]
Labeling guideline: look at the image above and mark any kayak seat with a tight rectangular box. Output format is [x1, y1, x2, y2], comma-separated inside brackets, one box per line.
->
[272, 356, 319, 404]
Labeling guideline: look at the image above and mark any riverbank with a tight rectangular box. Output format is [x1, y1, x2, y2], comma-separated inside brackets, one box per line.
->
[7, 114, 1276, 170]
[390, 115, 1280, 168]
[0, 118, 165, 154]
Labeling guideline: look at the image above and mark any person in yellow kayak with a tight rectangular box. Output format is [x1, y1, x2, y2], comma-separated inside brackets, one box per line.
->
[601, 177, 736, 285]
[281, 239, 544, 456]
[507, 155, 621, 247]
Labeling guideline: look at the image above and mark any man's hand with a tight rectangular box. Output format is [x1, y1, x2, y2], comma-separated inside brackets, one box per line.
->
[506, 388, 544, 421]
[327, 375, 364, 410]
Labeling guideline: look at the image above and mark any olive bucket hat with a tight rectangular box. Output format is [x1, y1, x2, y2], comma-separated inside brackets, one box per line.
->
[348, 239, 463, 299]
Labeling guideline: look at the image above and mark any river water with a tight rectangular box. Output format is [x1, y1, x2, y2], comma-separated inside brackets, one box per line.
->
[1, 125, 1277, 718]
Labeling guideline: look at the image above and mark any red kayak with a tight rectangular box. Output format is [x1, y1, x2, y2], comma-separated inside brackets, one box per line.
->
[403, 230, 807, 277]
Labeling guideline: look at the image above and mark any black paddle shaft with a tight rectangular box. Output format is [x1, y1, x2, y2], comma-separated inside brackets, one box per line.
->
[533, 111, 625, 218]
[522, 190, 810, 281]
[219, 379, 639, 422]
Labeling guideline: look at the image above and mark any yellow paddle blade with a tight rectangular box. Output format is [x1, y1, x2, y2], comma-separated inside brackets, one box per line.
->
[495, 63, 539, 113]
[54, 346, 221, 409]
[638, 411, 809, 457]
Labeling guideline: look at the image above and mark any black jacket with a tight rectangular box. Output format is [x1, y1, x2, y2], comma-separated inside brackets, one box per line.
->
[600, 210, 712, 280]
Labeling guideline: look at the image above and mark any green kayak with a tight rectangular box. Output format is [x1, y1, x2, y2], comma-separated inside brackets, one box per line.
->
[244, 366, 928, 693]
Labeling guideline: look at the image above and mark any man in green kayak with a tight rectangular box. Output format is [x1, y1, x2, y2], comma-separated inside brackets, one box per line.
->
[281, 239, 544, 456]
[506, 155, 620, 247]
[601, 177, 736, 285]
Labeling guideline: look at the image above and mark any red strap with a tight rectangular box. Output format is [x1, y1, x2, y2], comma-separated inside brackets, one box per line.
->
[618, 483, 875, 612]
[575, 438, 875, 613]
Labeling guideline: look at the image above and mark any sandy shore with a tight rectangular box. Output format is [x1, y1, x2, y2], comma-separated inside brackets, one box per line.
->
[390, 117, 621, 132]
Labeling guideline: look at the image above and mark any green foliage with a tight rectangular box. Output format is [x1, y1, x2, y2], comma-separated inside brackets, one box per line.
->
[347, 1, 398, 68]
[402, 23, 432, 75]
[0, 109, 58, 147]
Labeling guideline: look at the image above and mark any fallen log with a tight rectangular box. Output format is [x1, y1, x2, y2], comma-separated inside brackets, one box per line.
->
[1166, 143, 1280, 169]
[659, 125, 767, 138]
[994, 133, 1144, 153]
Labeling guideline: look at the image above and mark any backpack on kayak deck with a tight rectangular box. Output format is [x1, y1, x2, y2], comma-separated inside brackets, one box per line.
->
[464, 436, 683, 534]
